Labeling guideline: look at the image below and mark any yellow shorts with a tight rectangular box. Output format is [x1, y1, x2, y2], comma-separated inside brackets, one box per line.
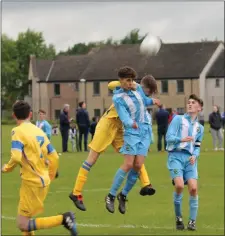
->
[89, 117, 124, 153]
[18, 181, 49, 217]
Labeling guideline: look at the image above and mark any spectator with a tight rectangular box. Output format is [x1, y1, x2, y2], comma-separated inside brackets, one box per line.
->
[69, 123, 78, 152]
[76, 101, 90, 152]
[198, 107, 205, 126]
[209, 105, 224, 151]
[89, 117, 98, 140]
[60, 104, 71, 153]
[36, 109, 52, 140]
[155, 104, 169, 152]
[221, 111, 225, 131]
[52, 122, 59, 136]
[168, 108, 178, 124]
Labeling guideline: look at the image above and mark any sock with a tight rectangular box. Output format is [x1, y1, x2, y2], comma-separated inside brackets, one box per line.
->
[22, 232, 35, 235]
[73, 161, 92, 195]
[189, 195, 199, 221]
[122, 169, 139, 196]
[28, 215, 63, 231]
[109, 168, 127, 196]
[139, 164, 150, 187]
[173, 192, 183, 217]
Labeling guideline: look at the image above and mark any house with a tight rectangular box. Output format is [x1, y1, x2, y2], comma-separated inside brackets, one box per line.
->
[27, 41, 224, 121]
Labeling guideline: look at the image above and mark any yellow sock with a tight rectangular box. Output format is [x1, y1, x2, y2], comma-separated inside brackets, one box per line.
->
[30, 215, 63, 230]
[22, 231, 35, 235]
[73, 161, 92, 195]
[139, 164, 151, 187]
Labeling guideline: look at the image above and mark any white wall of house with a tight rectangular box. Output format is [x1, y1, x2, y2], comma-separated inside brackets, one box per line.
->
[205, 78, 224, 120]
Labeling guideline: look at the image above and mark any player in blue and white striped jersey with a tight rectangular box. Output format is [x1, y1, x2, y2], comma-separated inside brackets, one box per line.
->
[105, 67, 160, 214]
[166, 94, 204, 231]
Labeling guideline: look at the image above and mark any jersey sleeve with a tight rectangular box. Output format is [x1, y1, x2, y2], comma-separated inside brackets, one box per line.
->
[41, 135, 59, 181]
[113, 95, 133, 128]
[166, 115, 182, 144]
[3, 129, 24, 173]
[193, 125, 204, 159]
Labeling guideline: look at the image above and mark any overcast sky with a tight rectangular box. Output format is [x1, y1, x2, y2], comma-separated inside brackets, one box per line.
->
[2, 1, 224, 52]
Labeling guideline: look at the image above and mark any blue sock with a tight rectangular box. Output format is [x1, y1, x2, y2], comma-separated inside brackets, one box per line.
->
[173, 192, 183, 217]
[109, 168, 127, 196]
[122, 169, 139, 196]
[189, 195, 199, 221]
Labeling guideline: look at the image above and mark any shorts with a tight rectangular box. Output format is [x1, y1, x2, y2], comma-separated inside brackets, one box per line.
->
[120, 125, 152, 157]
[88, 117, 124, 153]
[167, 151, 198, 182]
[18, 181, 49, 217]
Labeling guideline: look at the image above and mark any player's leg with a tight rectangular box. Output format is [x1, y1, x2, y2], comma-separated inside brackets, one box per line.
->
[117, 155, 145, 214]
[84, 128, 89, 151]
[167, 152, 185, 230]
[185, 161, 199, 231]
[70, 117, 117, 211]
[157, 129, 163, 151]
[217, 129, 224, 150]
[105, 154, 135, 213]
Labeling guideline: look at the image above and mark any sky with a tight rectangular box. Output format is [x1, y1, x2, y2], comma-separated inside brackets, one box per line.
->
[2, 1, 224, 52]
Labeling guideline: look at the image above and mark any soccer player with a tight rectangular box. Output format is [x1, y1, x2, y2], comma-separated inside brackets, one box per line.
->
[36, 109, 52, 140]
[2, 101, 77, 236]
[105, 67, 160, 214]
[166, 94, 204, 231]
[69, 74, 158, 212]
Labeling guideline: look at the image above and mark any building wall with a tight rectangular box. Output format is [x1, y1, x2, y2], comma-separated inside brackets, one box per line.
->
[205, 78, 224, 119]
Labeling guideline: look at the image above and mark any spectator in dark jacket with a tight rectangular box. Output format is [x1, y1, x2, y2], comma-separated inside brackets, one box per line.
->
[76, 101, 90, 151]
[209, 105, 223, 151]
[60, 104, 71, 152]
[155, 104, 169, 151]
[89, 117, 98, 140]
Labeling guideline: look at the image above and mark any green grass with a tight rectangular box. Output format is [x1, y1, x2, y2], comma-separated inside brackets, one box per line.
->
[1, 124, 224, 235]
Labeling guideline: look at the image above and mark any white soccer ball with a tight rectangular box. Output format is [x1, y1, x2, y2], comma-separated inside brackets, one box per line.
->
[140, 34, 162, 56]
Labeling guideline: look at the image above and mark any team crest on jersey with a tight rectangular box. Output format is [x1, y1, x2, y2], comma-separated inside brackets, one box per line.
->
[173, 169, 178, 174]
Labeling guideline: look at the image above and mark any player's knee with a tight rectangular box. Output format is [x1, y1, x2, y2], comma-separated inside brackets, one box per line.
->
[175, 183, 184, 192]
[133, 162, 142, 171]
[189, 186, 198, 195]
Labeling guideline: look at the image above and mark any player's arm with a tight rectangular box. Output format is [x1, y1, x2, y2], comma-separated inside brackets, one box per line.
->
[42, 136, 59, 181]
[45, 121, 52, 140]
[113, 96, 134, 128]
[166, 115, 182, 144]
[2, 129, 23, 173]
[192, 126, 204, 159]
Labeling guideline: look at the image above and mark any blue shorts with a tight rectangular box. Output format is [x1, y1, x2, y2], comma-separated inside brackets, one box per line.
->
[120, 125, 152, 156]
[167, 151, 198, 182]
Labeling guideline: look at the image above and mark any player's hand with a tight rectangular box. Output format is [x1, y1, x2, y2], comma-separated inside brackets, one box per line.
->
[153, 98, 161, 106]
[1, 164, 6, 173]
[132, 122, 138, 129]
[131, 82, 137, 91]
[189, 156, 196, 165]
[181, 136, 193, 142]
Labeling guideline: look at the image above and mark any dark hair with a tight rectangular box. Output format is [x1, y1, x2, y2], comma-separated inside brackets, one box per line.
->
[79, 101, 84, 108]
[92, 117, 96, 122]
[13, 100, 31, 120]
[38, 109, 46, 114]
[118, 66, 137, 79]
[141, 75, 158, 95]
[199, 99, 204, 108]
[189, 94, 202, 105]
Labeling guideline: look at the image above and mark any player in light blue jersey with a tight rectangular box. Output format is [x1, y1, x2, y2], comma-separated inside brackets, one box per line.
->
[36, 109, 52, 140]
[166, 94, 204, 231]
[105, 67, 160, 214]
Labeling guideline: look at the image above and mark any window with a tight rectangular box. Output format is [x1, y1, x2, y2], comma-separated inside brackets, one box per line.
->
[93, 82, 100, 95]
[215, 78, 220, 88]
[161, 80, 168, 93]
[55, 109, 61, 119]
[177, 107, 185, 114]
[54, 84, 60, 96]
[177, 80, 184, 93]
[94, 109, 101, 117]
[75, 82, 79, 91]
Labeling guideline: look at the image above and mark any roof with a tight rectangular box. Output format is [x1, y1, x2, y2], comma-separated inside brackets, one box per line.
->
[30, 41, 224, 82]
[207, 52, 224, 78]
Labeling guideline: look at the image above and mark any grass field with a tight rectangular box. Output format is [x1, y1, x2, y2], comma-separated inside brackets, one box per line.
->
[1, 124, 224, 235]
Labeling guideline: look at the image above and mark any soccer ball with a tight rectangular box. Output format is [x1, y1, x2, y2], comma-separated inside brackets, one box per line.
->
[140, 34, 162, 56]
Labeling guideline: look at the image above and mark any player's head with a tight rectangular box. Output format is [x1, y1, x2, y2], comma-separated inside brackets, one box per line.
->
[79, 101, 86, 109]
[187, 94, 202, 114]
[12, 100, 32, 122]
[140, 75, 158, 96]
[213, 105, 219, 113]
[38, 109, 46, 120]
[118, 66, 137, 90]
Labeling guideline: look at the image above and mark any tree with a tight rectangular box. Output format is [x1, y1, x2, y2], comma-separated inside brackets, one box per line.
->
[120, 28, 146, 44]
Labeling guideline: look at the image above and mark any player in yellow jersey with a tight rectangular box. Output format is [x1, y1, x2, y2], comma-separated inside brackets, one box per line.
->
[69, 75, 158, 211]
[2, 101, 77, 236]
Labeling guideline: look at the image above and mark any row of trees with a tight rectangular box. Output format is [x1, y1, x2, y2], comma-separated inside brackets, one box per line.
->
[2, 28, 146, 108]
